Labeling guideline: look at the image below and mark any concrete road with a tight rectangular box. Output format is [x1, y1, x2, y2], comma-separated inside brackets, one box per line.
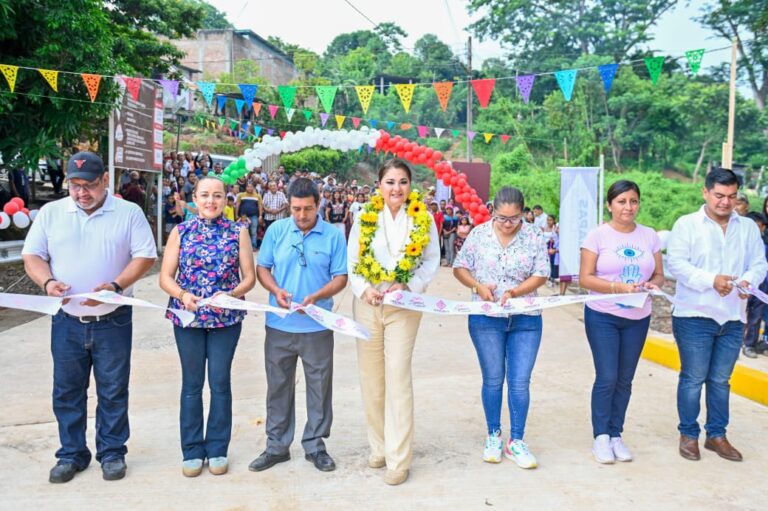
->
[0, 268, 766, 510]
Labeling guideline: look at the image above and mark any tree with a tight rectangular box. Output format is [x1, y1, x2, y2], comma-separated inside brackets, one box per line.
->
[0, 0, 206, 169]
[467, 0, 678, 66]
[267, 36, 319, 76]
[414, 34, 461, 81]
[698, 0, 768, 109]
[374, 22, 408, 54]
[191, 0, 232, 29]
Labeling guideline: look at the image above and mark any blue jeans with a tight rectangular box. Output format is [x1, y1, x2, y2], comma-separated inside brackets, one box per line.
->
[672, 317, 743, 438]
[50, 307, 133, 469]
[248, 215, 259, 249]
[584, 307, 650, 438]
[468, 314, 542, 440]
[174, 323, 241, 460]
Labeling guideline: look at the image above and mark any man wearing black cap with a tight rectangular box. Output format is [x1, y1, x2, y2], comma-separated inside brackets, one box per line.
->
[22, 151, 157, 483]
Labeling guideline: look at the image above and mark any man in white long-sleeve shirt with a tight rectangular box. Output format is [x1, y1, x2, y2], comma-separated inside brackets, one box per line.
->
[667, 168, 767, 463]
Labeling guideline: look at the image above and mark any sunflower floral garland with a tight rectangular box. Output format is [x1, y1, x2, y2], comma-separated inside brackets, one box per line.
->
[354, 190, 431, 285]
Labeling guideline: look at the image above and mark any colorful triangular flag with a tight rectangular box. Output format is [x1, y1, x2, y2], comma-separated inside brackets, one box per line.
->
[335, 114, 346, 129]
[451, 129, 460, 137]
[252, 102, 262, 116]
[123, 76, 141, 101]
[369, 119, 378, 128]
[483, 133, 494, 143]
[0, 65, 18, 92]
[38, 68, 59, 92]
[229, 120, 239, 130]
[216, 95, 227, 112]
[238, 84, 258, 105]
[597, 64, 618, 93]
[320, 112, 329, 127]
[196, 81, 216, 107]
[471, 78, 496, 109]
[316, 85, 338, 113]
[515, 75, 535, 104]
[400, 123, 412, 130]
[81, 73, 102, 102]
[685, 49, 705, 75]
[500, 134, 510, 144]
[218, 117, 225, 127]
[386, 121, 395, 131]
[467, 131, 476, 141]
[554, 69, 578, 101]
[355, 85, 375, 114]
[158, 79, 179, 97]
[644, 56, 665, 85]
[394, 83, 416, 113]
[277, 85, 297, 109]
[235, 99, 245, 114]
[268, 104, 279, 119]
[286, 108, 295, 121]
[352, 117, 361, 128]
[434, 127, 445, 138]
[303, 109, 312, 121]
[433, 82, 453, 112]
[253, 126, 262, 137]
[417, 125, 428, 138]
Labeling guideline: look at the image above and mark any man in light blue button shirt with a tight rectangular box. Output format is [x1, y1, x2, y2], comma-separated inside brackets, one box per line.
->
[249, 178, 348, 474]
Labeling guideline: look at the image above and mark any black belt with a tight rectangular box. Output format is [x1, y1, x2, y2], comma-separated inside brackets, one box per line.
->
[62, 306, 129, 324]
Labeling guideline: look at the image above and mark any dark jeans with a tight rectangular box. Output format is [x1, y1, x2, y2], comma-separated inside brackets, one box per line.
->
[467, 314, 542, 440]
[744, 295, 766, 348]
[247, 215, 260, 249]
[48, 167, 64, 193]
[50, 307, 133, 469]
[174, 323, 241, 460]
[584, 307, 650, 438]
[672, 317, 743, 438]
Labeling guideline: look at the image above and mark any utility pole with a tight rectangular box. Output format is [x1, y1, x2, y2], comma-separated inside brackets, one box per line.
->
[563, 138, 568, 164]
[722, 38, 738, 169]
[466, 36, 473, 162]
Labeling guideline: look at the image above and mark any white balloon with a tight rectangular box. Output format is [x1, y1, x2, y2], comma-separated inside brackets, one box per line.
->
[252, 158, 262, 168]
[29, 209, 39, 221]
[12, 211, 30, 229]
[0, 212, 9, 229]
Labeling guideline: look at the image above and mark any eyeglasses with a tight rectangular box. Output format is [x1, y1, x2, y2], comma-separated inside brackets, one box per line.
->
[68, 180, 102, 193]
[291, 242, 307, 267]
[493, 214, 523, 225]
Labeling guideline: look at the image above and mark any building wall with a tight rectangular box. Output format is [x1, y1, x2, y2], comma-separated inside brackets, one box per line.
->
[233, 33, 299, 85]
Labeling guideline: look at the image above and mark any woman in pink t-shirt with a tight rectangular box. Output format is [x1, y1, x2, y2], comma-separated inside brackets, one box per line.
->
[579, 180, 665, 465]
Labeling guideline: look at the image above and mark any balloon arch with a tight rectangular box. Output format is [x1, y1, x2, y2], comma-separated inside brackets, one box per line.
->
[222, 126, 491, 225]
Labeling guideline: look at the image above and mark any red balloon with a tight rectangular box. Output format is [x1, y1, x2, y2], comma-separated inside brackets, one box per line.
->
[3, 202, 19, 215]
[469, 203, 479, 213]
[457, 178, 467, 189]
[10, 197, 25, 208]
[441, 176, 451, 186]
[425, 148, 434, 159]
[21, 207, 30, 216]
[433, 151, 443, 161]
[449, 176, 459, 186]
[417, 153, 427, 163]
[395, 141, 405, 151]
[404, 152, 413, 161]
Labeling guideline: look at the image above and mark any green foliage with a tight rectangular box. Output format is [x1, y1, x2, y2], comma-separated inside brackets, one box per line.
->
[211, 142, 241, 156]
[280, 148, 344, 174]
[192, 0, 232, 29]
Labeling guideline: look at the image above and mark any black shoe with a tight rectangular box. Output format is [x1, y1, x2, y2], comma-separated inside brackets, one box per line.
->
[305, 450, 336, 472]
[101, 458, 126, 481]
[49, 460, 83, 484]
[743, 346, 758, 359]
[755, 341, 768, 355]
[248, 451, 290, 472]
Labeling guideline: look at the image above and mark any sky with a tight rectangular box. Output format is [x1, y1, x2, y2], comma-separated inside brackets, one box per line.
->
[206, 0, 734, 70]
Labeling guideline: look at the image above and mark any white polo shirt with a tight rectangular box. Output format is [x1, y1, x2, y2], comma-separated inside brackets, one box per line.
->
[22, 192, 157, 317]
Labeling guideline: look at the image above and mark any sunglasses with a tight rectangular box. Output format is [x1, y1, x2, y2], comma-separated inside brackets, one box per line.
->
[291, 242, 307, 267]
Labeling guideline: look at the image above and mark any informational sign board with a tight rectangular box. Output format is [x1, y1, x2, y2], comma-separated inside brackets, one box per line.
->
[112, 81, 163, 172]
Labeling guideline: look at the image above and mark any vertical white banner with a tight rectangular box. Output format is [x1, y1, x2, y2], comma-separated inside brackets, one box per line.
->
[558, 167, 599, 277]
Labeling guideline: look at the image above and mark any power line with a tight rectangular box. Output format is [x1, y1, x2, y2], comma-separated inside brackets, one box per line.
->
[443, 0, 463, 43]
[341, 0, 378, 28]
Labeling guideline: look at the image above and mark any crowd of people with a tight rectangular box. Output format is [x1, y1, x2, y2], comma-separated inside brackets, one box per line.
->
[17, 149, 767, 490]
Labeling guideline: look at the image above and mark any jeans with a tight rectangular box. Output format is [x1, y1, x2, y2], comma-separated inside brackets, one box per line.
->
[584, 307, 650, 438]
[50, 307, 133, 469]
[468, 314, 542, 440]
[672, 317, 743, 438]
[174, 322, 241, 460]
[443, 233, 456, 265]
[744, 295, 766, 348]
[248, 215, 259, 249]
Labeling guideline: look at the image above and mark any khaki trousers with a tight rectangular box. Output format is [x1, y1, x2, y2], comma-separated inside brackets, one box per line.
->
[353, 297, 423, 472]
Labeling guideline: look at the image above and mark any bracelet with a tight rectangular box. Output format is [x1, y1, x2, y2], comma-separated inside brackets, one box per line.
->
[42, 278, 56, 294]
[178, 290, 187, 301]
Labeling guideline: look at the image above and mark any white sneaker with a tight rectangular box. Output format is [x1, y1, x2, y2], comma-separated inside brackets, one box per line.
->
[503, 439, 537, 469]
[483, 430, 503, 463]
[610, 437, 633, 462]
[592, 434, 615, 464]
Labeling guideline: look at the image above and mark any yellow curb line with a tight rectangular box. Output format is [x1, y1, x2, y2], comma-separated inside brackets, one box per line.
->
[643, 336, 768, 407]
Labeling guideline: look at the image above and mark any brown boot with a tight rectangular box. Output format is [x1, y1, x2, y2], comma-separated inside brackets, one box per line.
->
[704, 436, 743, 461]
[679, 435, 700, 460]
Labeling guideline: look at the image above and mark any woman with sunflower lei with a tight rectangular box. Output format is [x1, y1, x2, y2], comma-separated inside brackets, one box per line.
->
[347, 159, 440, 486]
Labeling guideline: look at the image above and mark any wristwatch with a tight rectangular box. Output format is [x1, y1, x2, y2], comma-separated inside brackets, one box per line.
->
[471, 284, 478, 294]
[111, 281, 124, 295]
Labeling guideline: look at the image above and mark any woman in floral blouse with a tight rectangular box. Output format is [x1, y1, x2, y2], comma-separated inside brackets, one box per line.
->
[160, 176, 256, 478]
[453, 186, 549, 470]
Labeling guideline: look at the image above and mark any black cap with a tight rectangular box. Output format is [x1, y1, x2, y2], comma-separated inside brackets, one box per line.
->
[67, 151, 105, 180]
